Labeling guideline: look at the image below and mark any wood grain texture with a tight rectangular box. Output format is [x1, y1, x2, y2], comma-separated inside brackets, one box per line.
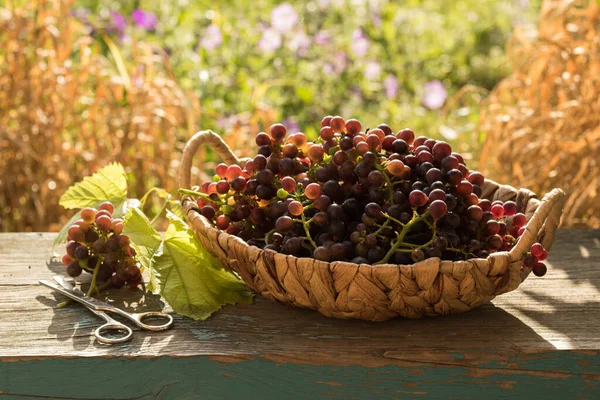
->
[1, 231, 599, 399]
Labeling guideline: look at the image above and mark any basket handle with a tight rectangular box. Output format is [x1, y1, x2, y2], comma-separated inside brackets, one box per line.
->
[179, 130, 245, 190]
[510, 188, 566, 260]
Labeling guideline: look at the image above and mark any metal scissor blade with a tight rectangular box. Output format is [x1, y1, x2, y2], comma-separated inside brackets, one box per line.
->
[53, 275, 78, 291]
[39, 280, 114, 311]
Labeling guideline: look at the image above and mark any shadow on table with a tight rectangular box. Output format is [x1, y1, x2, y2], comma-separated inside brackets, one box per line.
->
[37, 258, 169, 352]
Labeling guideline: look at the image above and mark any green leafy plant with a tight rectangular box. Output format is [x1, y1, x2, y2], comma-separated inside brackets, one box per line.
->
[56, 163, 253, 320]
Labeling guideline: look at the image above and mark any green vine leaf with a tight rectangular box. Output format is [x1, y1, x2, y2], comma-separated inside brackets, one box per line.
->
[152, 211, 253, 320]
[122, 207, 162, 292]
[59, 163, 128, 209]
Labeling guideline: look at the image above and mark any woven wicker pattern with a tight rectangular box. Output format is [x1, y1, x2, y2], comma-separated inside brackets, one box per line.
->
[180, 131, 566, 321]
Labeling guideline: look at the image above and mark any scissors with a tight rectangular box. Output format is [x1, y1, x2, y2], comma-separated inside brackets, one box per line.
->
[40, 275, 174, 344]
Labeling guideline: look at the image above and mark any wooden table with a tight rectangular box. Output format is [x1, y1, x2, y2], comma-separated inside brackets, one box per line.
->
[1, 231, 599, 399]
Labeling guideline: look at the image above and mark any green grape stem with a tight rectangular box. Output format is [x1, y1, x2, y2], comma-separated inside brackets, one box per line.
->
[300, 213, 317, 249]
[86, 256, 104, 297]
[376, 210, 430, 264]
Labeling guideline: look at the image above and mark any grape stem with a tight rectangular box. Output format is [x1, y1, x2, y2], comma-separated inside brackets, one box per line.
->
[382, 213, 405, 227]
[86, 256, 104, 297]
[376, 210, 430, 264]
[374, 163, 395, 203]
[179, 188, 211, 199]
[300, 213, 317, 249]
[264, 229, 276, 245]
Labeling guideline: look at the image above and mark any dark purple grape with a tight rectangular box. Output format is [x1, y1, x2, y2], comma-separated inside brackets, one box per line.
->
[84, 230, 99, 243]
[74, 245, 89, 260]
[258, 145, 272, 157]
[313, 212, 329, 226]
[411, 249, 425, 262]
[256, 184, 274, 200]
[429, 200, 448, 220]
[367, 246, 385, 264]
[279, 157, 295, 175]
[313, 246, 330, 261]
[365, 202, 383, 219]
[352, 257, 369, 264]
[275, 216, 294, 233]
[314, 195, 332, 211]
[67, 261, 82, 277]
[282, 237, 302, 255]
[391, 139, 409, 154]
[329, 220, 345, 237]
[256, 169, 274, 185]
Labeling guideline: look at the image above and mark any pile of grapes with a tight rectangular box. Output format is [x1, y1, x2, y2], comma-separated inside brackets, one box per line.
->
[61, 201, 143, 288]
[191, 117, 548, 276]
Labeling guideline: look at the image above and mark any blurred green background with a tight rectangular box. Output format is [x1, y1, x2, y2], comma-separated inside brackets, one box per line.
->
[0, 0, 544, 232]
[74, 0, 540, 153]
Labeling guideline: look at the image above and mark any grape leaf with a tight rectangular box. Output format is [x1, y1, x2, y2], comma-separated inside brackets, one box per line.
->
[152, 211, 253, 320]
[59, 163, 128, 209]
[122, 207, 162, 292]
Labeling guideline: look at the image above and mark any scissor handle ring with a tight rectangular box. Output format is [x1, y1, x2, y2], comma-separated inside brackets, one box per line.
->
[95, 323, 133, 344]
[132, 312, 174, 331]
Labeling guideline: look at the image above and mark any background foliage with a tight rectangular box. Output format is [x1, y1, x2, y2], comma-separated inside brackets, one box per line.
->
[1, 0, 542, 232]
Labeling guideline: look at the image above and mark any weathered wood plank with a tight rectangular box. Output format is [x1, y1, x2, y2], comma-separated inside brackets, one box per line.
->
[1, 354, 599, 400]
[0, 231, 599, 399]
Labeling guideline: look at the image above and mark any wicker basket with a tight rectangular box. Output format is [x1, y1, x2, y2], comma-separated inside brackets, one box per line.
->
[179, 131, 567, 321]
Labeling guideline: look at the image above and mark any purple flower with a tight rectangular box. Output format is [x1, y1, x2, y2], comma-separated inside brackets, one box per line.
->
[258, 28, 282, 52]
[422, 80, 448, 110]
[384, 74, 399, 99]
[287, 30, 311, 56]
[351, 28, 369, 56]
[107, 11, 127, 38]
[283, 118, 301, 133]
[271, 3, 298, 33]
[314, 30, 331, 46]
[132, 9, 157, 31]
[200, 25, 223, 51]
[364, 61, 381, 80]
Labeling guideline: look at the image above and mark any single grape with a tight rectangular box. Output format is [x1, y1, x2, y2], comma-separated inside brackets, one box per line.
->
[456, 180, 474, 196]
[330, 116, 346, 133]
[74, 245, 89, 260]
[305, 183, 322, 200]
[367, 170, 384, 187]
[433, 236, 448, 251]
[429, 200, 448, 220]
[321, 115, 333, 127]
[320, 126, 334, 141]
[391, 139, 409, 154]
[485, 220, 500, 236]
[491, 204, 504, 218]
[503, 201, 518, 216]
[256, 132, 272, 146]
[81, 207, 97, 223]
[313, 246, 330, 261]
[467, 171, 485, 186]
[288, 201, 304, 216]
[253, 154, 268, 170]
[282, 237, 303, 254]
[411, 249, 425, 262]
[307, 144, 325, 162]
[98, 202, 114, 215]
[432, 141, 452, 162]
[314, 195, 332, 211]
[386, 159, 405, 176]
[216, 180, 230, 194]
[530, 243, 544, 258]
[425, 168, 442, 184]
[256, 184, 275, 200]
[409, 190, 428, 207]
[487, 235, 503, 250]
[281, 176, 297, 192]
[68, 225, 85, 242]
[275, 216, 294, 233]
[397, 128, 415, 144]
[313, 212, 329, 226]
[225, 165, 243, 181]
[513, 213, 527, 228]
[532, 262, 547, 277]
[216, 215, 230, 230]
[67, 261, 83, 277]
[447, 169, 463, 186]
[270, 123, 287, 140]
[345, 119, 361, 135]
[466, 205, 483, 221]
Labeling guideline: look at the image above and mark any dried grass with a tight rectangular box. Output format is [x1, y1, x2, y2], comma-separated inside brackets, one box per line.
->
[479, 0, 600, 228]
[0, 0, 273, 232]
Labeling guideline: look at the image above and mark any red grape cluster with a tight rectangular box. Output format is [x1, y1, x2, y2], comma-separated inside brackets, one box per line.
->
[61, 202, 142, 288]
[191, 117, 542, 271]
[524, 242, 549, 277]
